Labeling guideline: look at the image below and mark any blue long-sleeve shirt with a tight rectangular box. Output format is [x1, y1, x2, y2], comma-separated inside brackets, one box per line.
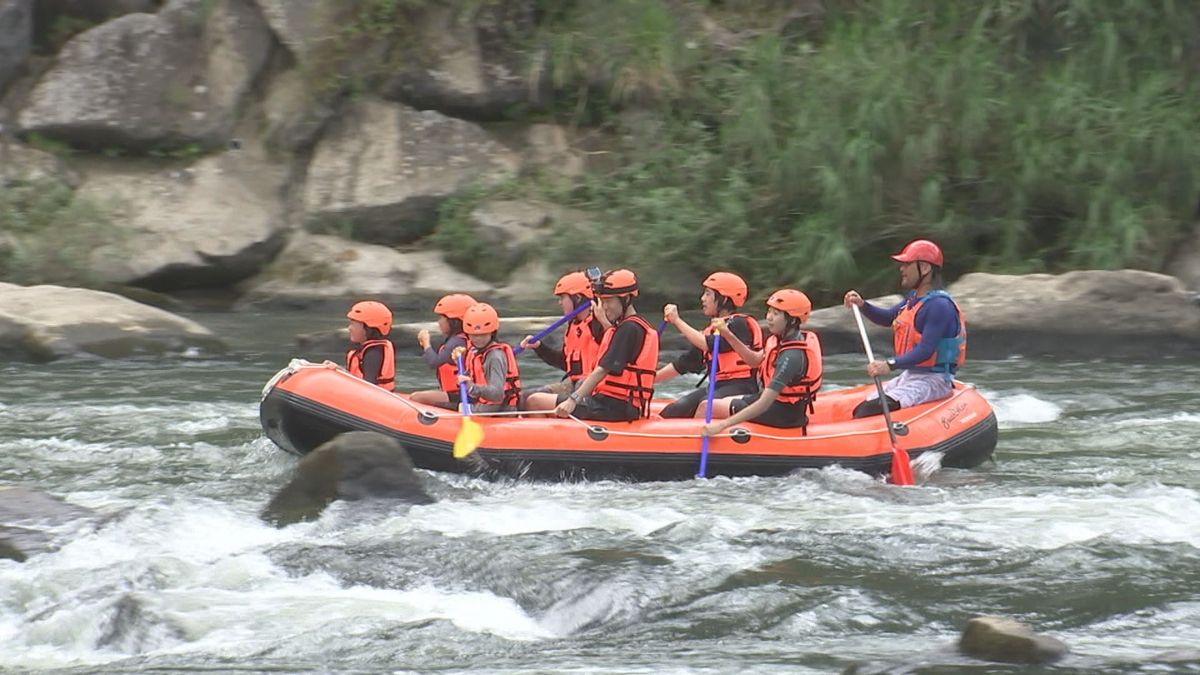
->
[861, 292, 960, 370]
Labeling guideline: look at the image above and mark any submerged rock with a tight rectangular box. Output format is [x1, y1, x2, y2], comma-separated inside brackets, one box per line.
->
[959, 615, 1069, 664]
[262, 431, 434, 527]
[0, 486, 98, 561]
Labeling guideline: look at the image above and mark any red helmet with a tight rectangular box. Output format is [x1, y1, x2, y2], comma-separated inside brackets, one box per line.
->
[891, 239, 944, 267]
[766, 289, 812, 322]
[553, 272, 594, 298]
[596, 269, 639, 298]
[347, 300, 392, 335]
[433, 293, 477, 320]
[462, 303, 500, 335]
[702, 272, 748, 308]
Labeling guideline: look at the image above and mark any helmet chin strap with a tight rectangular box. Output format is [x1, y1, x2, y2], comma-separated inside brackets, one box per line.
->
[915, 261, 931, 288]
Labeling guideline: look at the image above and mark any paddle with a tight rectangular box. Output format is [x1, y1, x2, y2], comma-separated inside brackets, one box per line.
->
[451, 348, 484, 459]
[512, 302, 591, 355]
[657, 319, 668, 335]
[851, 304, 915, 486]
[696, 324, 722, 479]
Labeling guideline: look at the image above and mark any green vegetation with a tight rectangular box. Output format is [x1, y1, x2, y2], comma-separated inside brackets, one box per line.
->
[0, 177, 116, 287]
[440, 0, 1200, 301]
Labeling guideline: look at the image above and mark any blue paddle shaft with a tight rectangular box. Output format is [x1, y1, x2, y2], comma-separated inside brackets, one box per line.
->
[512, 302, 590, 355]
[657, 319, 668, 335]
[698, 333, 722, 478]
[455, 353, 473, 416]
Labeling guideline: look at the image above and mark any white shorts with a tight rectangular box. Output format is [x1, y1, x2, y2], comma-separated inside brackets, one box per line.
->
[864, 369, 953, 408]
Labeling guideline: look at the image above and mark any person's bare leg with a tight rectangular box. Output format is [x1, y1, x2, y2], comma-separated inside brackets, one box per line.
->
[524, 392, 558, 410]
[702, 397, 736, 419]
[411, 390, 449, 405]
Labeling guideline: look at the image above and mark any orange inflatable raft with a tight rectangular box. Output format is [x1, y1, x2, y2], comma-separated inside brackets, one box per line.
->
[260, 360, 997, 481]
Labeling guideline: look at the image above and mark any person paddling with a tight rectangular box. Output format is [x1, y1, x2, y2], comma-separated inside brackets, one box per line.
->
[411, 294, 476, 407]
[702, 289, 822, 435]
[842, 239, 966, 418]
[456, 303, 523, 413]
[656, 272, 763, 418]
[345, 300, 395, 391]
[555, 269, 660, 422]
[521, 271, 606, 411]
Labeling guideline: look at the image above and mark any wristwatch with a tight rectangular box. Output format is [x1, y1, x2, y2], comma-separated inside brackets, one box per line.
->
[568, 392, 582, 403]
[886, 358, 896, 371]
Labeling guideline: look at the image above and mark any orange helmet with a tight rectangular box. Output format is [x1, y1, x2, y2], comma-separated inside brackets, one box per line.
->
[347, 300, 392, 335]
[891, 239, 944, 267]
[766, 289, 812, 322]
[433, 293, 477, 319]
[462, 302, 500, 335]
[554, 272, 594, 298]
[596, 269, 639, 298]
[702, 271, 748, 308]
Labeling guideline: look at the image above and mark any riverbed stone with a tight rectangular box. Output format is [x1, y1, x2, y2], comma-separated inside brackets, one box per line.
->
[301, 99, 519, 245]
[0, 283, 224, 361]
[959, 615, 1069, 664]
[262, 431, 434, 527]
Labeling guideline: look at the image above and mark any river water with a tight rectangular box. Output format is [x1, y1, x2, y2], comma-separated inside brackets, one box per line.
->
[2, 310, 1198, 673]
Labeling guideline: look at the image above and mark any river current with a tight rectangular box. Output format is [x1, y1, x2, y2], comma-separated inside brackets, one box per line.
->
[2, 311, 1198, 673]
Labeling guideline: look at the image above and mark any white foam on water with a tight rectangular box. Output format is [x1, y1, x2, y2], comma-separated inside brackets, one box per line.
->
[987, 391, 1062, 426]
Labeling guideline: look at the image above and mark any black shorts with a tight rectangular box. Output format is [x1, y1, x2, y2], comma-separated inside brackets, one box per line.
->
[729, 392, 808, 429]
[564, 393, 641, 422]
[660, 377, 759, 418]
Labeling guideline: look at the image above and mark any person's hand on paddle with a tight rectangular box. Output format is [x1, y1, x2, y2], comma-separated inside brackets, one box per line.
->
[843, 290, 864, 308]
[520, 335, 540, 351]
[417, 329, 432, 350]
[663, 303, 679, 326]
[702, 421, 725, 437]
[555, 396, 577, 418]
[867, 359, 891, 377]
[456, 374, 472, 385]
[710, 317, 728, 336]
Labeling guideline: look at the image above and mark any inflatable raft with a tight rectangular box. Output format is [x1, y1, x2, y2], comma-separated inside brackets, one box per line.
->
[260, 360, 997, 481]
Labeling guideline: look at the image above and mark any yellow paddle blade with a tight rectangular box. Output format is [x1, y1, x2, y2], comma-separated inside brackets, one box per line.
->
[452, 417, 485, 459]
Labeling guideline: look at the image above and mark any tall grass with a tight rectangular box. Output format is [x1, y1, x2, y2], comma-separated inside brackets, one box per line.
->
[518, 0, 1200, 301]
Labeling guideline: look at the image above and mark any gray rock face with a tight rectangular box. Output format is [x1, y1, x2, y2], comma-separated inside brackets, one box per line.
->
[34, 0, 159, 25]
[302, 99, 519, 245]
[0, 283, 224, 361]
[18, 0, 271, 150]
[262, 431, 434, 527]
[0, 0, 32, 94]
[0, 137, 80, 186]
[79, 150, 289, 290]
[380, 1, 544, 120]
[237, 233, 491, 311]
[959, 615, 1068, 664]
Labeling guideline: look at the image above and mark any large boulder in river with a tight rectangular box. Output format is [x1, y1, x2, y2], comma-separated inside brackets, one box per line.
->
[959, 615, 1069, 664]
[302, 99, 520, 245]
[0, 283, 223, 361]
[807, 270, 1200, 360]
[0, 0, 32, 95]
[262, 431, 434, 527]
[79, 149, 289, 290]
[17, 0, 271, 151]
[236, 232, 491, 312]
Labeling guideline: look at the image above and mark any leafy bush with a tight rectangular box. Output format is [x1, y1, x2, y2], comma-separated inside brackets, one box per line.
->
[0, 177, 117, 287]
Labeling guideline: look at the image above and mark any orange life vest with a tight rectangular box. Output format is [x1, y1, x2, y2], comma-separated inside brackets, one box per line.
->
[563, 314, 603, 382]
[346, 339, 395, 391]
[467, 341, 522, 407]
[592, 315, 659, 416]
[435, 333, 468, 394]
[892, 290, 966, 380]
[760, 331, 822, 407]
[703, 313, 763, 381]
